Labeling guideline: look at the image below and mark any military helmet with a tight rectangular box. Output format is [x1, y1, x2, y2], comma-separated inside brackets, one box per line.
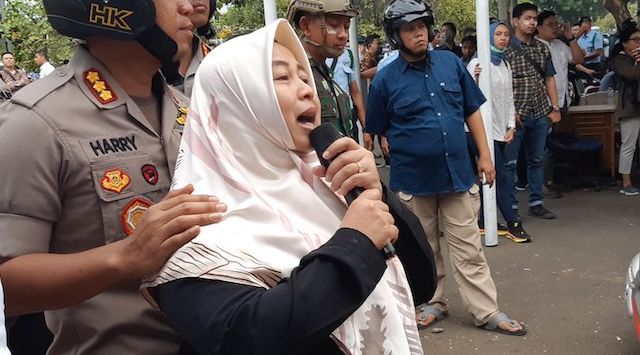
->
[383, 0, 435, 49]
[287, 0, 357, 27]
[43, 0, 182, 84]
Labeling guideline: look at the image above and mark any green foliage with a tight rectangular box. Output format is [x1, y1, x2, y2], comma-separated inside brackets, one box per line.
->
[531, 0, 608, 24]
[595, 3, 637, 32]
[216, 0, 289, 39]
[0, 0, 75, 72]
[432, 0, 477, 41]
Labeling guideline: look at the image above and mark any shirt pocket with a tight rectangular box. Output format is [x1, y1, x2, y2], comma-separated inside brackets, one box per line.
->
[392, 94, 422, 119]
[90, 153, 166, 244]
[440, 81, 464, 116]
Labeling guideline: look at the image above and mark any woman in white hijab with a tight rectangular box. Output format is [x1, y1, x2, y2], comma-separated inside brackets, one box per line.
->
[143, 19, 435, 355]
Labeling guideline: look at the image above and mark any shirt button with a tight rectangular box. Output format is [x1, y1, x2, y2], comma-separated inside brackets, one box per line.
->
[437, 112, 441, 116]
[430, 93, 435, 96]
[445, 153, 449, 156]
[425, 74, 429, 78]
[443, 132, 447, 136]
[440, 82, 445, 86]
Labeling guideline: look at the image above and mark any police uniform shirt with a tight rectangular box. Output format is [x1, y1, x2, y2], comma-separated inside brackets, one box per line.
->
[0, 46, 189, 355]
[182, 37, 211, 98]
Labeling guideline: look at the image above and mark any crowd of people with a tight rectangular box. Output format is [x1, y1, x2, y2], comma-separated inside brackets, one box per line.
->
[0, 0, 638, 354]
[0, 49, 58, 102]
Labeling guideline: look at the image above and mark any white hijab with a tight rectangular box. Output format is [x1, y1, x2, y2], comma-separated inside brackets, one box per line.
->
[144, 20, 422, 355]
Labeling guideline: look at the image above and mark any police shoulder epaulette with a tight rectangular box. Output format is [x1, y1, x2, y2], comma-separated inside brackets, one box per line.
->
[11, 66, 74, 109]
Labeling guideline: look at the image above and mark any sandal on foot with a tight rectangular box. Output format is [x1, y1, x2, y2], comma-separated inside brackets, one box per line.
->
[481, 312, 527, 336]
[416, 304, 448, 330]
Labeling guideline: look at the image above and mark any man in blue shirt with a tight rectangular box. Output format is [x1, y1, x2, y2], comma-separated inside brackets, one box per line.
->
[367, 0, 526, 336]
[326, 48, 366, 141]
[577, 16, 604, 72]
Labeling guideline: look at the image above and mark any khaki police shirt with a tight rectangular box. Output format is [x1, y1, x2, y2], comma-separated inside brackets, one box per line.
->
[181, 37, 211, 98]
[0, 46, 189, 355]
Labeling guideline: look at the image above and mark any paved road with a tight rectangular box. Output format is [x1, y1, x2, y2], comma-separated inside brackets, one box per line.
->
[377, 167, 640, 354]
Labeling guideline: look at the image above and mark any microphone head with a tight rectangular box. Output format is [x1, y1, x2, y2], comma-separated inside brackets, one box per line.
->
[309, 122, 344, 168]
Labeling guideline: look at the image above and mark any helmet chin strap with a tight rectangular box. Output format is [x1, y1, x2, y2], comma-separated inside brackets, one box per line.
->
[301, 25, 344, 58]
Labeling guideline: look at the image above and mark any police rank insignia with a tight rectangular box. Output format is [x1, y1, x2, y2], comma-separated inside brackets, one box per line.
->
[84, 68, 118, 104]
[176, 107, 188, 126]
[101, 169, 131, 193]
[141, 164, 159, 185]
[122, 197, 152, 236]
[201, 41, 211, 57]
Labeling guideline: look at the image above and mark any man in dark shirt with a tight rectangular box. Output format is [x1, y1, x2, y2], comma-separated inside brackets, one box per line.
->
[367, 0, 526, 336]
[0, 52, 30, 93]
[504, 3, 561, 222]
[435, 22, 463, 57]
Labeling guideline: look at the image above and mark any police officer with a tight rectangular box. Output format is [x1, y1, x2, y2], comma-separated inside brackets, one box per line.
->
[0, 1, 225, 354]
[178, 0, 216, 97]
[287, 0, 358, 139]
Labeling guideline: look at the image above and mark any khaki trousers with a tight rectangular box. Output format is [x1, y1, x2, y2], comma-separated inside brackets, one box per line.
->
[400, 186, 499, 325]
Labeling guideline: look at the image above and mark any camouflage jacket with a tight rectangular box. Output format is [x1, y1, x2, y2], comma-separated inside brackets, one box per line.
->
[309, 57, 354, 138]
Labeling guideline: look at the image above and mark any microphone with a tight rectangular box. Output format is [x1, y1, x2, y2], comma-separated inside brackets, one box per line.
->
[310, 123, 396, 259]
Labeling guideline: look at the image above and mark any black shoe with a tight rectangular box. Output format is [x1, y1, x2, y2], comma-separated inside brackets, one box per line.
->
[479, 222, 510, 236]
[528, 205, 556, 219]
[543, 184, 562, 199]
[506, 221, 532, 243]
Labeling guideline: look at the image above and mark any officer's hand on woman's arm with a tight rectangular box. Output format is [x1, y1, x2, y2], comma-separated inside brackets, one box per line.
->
[0, 184, 224, 317]
[114, 184, 227, 278]
[312, 137, 382, 196]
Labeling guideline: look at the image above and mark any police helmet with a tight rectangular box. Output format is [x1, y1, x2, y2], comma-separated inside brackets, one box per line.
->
[287, 0, 357, 28]
[43, 0, 182, 84]
[383, 0, 435, 50]
[197, 0, 217, 38]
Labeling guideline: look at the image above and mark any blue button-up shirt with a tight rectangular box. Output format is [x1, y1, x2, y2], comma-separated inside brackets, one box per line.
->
[578, 30, 603, 64]
[366, 50, 485, 196]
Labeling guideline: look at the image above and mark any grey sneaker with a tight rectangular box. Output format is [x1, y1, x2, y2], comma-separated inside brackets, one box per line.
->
[528, 205, 556, 219]
[620, 185, 640, 196]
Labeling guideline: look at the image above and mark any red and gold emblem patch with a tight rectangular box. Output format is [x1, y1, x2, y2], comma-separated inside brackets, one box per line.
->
[84, 68, 118, 104]
[176, 107, 188, 126]
[122, 197, 153, 236]
[101, 169, 130, 193]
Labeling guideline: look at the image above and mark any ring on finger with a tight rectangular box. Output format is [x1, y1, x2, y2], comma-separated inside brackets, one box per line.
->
[355, 161, 363, 174]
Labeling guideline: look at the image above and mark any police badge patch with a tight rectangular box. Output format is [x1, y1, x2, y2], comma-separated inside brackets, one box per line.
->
[141, 164, 159, 185]
[101, 169, 131, 193]
[121, 197, 153, 236]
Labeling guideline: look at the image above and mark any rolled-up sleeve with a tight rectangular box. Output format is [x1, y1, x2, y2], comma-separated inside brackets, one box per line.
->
[0, 105, 64, 257]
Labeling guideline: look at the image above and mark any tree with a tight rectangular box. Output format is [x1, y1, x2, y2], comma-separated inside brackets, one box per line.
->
[532, 0, 608, 23]
[432, 0, 477, 40]
[604, 0, 633, 25]
[216, 0, 289, 39]
[0, 0, 74, 72]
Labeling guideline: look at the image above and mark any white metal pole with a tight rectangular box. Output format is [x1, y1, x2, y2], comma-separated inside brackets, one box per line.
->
[349, 17, 365, 143]
[263, 0, 278, 25]
[476, 0, 498, 247]
[349, 17, 361, 89]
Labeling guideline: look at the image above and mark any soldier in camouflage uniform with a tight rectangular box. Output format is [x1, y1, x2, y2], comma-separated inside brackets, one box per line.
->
[287, 0, 357, 138]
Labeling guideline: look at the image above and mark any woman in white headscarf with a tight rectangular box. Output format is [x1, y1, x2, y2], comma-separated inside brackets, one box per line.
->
[143, 19, 435, 355]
